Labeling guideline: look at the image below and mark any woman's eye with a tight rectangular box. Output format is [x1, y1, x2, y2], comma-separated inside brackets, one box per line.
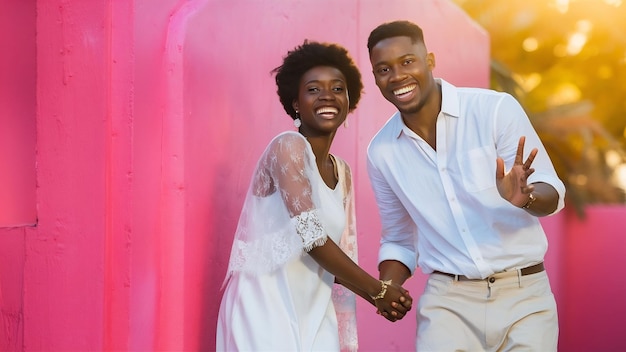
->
[307, 87, 320, 93]
[333, 86, 345, 92]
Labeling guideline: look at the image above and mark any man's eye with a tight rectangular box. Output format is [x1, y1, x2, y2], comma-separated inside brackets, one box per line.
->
[403, 59, 414, 65]
[377, 67, 389, 74]
[333, 86, 345, 92]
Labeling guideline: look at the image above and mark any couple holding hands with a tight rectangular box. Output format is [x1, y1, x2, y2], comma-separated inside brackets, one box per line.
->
[217, 20, 565, 352]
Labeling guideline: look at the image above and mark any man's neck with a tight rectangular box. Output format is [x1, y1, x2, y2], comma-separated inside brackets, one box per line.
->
[401, 82, 442, 149]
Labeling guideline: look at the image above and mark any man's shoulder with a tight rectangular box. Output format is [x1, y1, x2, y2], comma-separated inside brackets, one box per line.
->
[456, 85, 508, 99]
[369, 112, 401, 147]
[440, 78, 508, 99]
[454, 86, 517, 115]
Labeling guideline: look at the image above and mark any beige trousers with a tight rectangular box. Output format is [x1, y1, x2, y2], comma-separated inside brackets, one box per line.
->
[416, 270, 558, 352]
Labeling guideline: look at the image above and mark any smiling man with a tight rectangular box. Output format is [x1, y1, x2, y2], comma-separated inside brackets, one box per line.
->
[365, 20, 566, 351]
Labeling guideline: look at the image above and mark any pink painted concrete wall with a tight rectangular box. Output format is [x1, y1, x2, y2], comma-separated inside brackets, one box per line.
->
[27, 1, 110, 349]
[0, 0, 37, 227]
[1, 0, 624, 351]
[0, 1, 36, 350]
[558, 206, 626, 351]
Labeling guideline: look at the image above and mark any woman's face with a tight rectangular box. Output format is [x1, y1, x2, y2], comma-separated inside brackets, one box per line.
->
[293, 66, 349, 136]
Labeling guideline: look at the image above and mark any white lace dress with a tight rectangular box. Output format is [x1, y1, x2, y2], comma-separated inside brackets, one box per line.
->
[216, 131, 358, 351]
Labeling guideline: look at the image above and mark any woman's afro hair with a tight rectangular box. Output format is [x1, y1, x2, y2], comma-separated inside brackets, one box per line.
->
[272, 40, 364, 120]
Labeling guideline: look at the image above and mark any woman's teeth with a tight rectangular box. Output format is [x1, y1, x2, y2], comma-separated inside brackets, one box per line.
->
[316, 107, 338, 115]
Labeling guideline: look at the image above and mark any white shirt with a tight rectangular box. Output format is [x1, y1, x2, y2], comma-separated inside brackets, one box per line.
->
[367, 79, 566, 279]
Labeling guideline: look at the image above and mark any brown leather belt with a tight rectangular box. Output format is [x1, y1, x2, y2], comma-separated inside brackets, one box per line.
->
[434, 262, 545, 281]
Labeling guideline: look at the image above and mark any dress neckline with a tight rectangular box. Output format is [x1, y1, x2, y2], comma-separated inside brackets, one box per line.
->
[318, 154, 339, 191]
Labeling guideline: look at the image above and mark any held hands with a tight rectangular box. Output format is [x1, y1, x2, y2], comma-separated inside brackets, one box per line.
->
[496, 136, 538, 207]
[373, 281, 413, 322]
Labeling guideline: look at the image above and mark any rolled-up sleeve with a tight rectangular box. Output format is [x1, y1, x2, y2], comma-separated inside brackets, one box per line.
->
[367, 149, 418, 274]
[496, 94, 567, 215]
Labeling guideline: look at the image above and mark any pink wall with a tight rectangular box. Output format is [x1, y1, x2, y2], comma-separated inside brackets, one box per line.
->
[0, 1, 36, 350]
[1, 0, 624, 351]
[26, 1, 110, 349]
[559, 206, 626, 351]
[0, 0, 37, 227]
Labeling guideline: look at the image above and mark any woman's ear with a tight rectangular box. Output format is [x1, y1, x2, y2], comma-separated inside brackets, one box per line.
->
[292, 100, 299, 113]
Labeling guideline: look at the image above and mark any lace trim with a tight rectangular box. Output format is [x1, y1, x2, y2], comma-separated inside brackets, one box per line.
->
[293, 210, 328, 251]
[226, 226, 302, 276]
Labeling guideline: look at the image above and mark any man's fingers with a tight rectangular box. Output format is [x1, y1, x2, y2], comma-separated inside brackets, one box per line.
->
[524, 148, 538, 169]
[403, 299, 412, 309]
[515, 136, 526, 165]
[495, 157, 505, 179]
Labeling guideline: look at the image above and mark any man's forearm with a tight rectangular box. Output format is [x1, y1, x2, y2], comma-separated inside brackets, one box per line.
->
[524, 182, 559, 217]
[379, 260, 412, 286]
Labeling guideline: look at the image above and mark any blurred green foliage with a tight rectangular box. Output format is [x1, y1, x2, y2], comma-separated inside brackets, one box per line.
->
[454, 0, 626, 215]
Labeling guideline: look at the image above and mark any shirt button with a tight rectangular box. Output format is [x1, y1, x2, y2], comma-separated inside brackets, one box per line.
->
[488, 277, 496, 283]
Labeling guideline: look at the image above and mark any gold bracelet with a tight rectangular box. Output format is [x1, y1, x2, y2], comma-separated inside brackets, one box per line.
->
[522, 193, 537, 209]
[371, 279, 392, 300]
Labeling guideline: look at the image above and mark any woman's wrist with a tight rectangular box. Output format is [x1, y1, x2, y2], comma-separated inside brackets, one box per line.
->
[370, 279, 392, 300]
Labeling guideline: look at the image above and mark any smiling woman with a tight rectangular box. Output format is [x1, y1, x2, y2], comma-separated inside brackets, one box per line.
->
[216, 40, 412, 352]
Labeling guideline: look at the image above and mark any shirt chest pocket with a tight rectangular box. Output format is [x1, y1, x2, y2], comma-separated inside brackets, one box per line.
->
[460, 146, 496, 192]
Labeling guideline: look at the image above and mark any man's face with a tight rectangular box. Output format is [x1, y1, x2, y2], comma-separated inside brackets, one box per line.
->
[369, 36, 435, 114]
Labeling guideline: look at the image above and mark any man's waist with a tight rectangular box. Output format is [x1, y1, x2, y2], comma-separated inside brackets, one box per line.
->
[433, 262, 545, 281]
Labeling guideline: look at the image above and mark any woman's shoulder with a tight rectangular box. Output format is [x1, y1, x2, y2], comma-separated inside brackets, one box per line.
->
[330, 154, 353, 190]
[271, 130, 306, 143]
[331, 154, 351, 172]
[266, 131, 309, 154]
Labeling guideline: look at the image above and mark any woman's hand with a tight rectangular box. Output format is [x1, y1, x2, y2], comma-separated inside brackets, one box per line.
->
[374, 282, 413, 322]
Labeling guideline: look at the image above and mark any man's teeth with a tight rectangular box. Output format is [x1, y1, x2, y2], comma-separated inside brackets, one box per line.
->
[316, 107, 338, 114]
[394, 84, 416, 96]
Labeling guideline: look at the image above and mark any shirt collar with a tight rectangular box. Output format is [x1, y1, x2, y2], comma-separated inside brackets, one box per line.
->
[392, 78, 460, 139]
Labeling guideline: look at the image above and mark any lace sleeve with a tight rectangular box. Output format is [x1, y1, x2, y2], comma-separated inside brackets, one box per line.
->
[268, 133, 327, 251]
[292, 210, 328, 251]
[224, 132, 328, 277]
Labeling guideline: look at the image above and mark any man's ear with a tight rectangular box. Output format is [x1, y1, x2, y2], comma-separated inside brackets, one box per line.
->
[427, 52, 436, 70]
